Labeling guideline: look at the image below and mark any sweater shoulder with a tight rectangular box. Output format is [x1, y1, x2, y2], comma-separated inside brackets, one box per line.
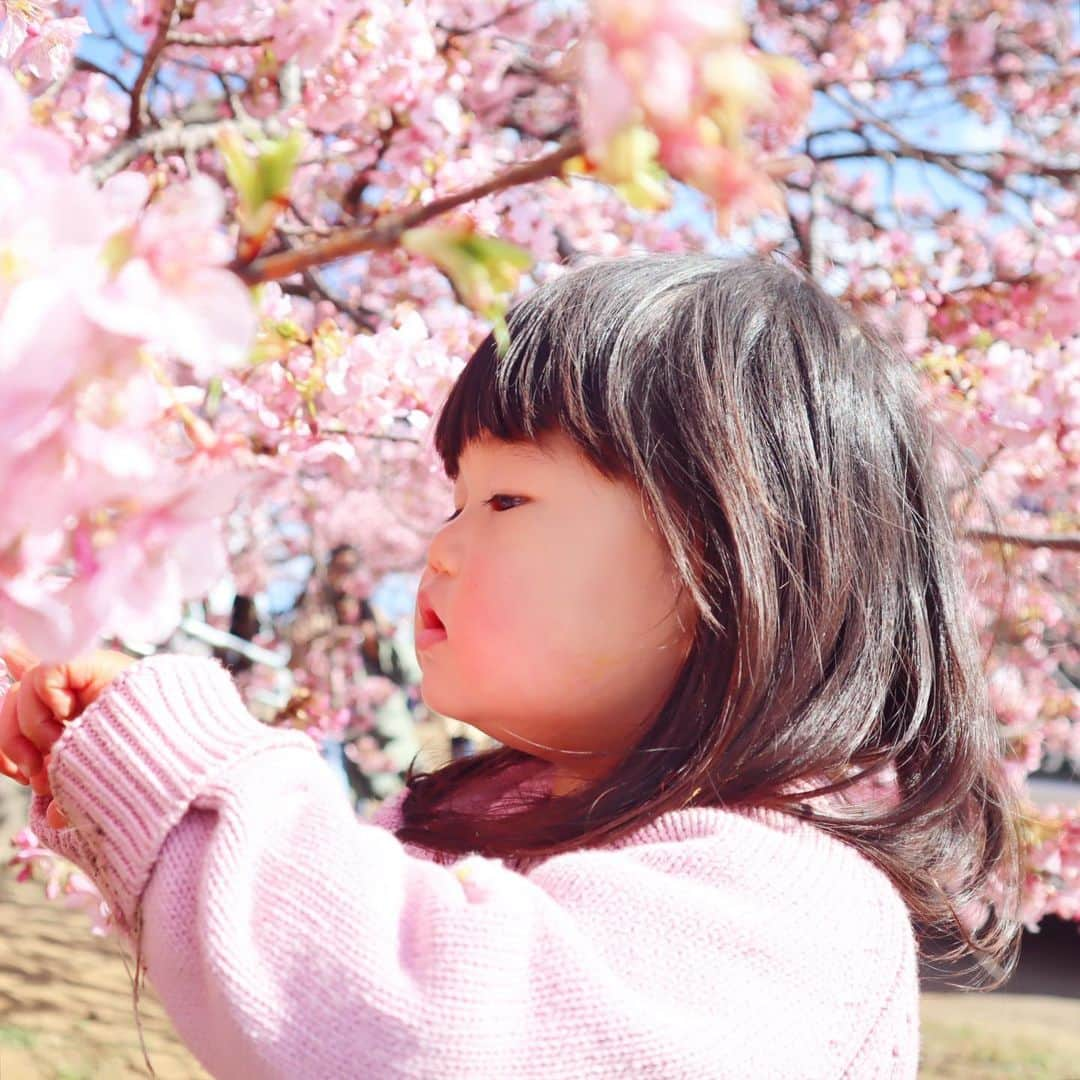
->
[360, 791, 918, 1074]
[536, 804, 914, 935]
[373, 791, 913, 942]
[529, 807, 919, 1074]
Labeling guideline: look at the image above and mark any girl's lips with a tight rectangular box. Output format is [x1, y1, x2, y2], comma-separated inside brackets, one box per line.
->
[415, 626, 448, 650]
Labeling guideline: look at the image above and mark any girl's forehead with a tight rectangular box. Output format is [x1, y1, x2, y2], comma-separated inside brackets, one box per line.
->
[457, 431, 565, 472]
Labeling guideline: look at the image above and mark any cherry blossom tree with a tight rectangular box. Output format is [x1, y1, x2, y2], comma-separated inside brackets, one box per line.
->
[0, 0, 1076, 929]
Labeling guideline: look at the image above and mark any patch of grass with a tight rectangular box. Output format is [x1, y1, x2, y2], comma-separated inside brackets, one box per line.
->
[0, 1023, 35, 1049]
[921, 1027, 1067, 1078]
[920, 994, 1080, 1079]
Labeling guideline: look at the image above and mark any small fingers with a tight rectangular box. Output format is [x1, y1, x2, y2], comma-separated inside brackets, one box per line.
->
[17, 678, 64, 755]
[1, 644, 40, 681]
[0, 682, 42, 778]
[0, 748, 29, 785]
[29, 764, 52, 797]
[30, 664, 76, 722]
[45, 799, 69, 830]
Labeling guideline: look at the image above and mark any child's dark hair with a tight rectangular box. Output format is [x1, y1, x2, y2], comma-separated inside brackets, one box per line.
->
[397, 253, 1022, 981]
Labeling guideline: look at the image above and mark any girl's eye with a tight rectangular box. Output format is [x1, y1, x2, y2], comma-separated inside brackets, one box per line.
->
[443, 495, 524, 523]
[487, 494, 525, 512]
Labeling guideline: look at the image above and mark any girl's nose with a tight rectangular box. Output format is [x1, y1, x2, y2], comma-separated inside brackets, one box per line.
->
[425, 518, 461, 577]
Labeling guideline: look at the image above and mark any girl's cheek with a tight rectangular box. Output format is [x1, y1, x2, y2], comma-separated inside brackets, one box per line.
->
[460, 590, 542, 674]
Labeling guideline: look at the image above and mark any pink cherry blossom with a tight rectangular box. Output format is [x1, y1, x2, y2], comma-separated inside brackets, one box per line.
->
[0, 0, 1076, 931]
[944, 21, 999, 79]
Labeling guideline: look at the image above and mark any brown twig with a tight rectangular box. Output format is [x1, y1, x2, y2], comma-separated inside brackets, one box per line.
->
[233, 136, 584, 284]
[343, 115, 405, 218]
[437, 0, 538, 38]
[963, 529, 1080, 552]
[817, 87, 1074, 222]
[128, 0, 181, 137]
[301, 266, 379, 331]
[957, 443, 1006, 522]
[814, 61, 1065, 93]
[73, 56, 131, 95]
[167, 32, 274, 48]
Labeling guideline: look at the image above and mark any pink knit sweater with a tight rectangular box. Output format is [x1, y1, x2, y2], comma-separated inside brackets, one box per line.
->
[30, 654, 919, 1078]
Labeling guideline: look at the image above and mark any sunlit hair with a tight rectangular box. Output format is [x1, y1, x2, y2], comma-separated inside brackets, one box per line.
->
[396, 253, 1021, 982]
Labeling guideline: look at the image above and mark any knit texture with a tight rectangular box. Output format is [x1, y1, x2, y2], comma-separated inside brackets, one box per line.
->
[31, 654, 919, 1079]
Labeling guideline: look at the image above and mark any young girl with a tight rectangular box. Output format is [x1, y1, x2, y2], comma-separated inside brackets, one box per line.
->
[0, 254, 1020, 1079]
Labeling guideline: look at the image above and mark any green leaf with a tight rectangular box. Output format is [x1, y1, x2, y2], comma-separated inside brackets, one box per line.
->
[256, 130, 304, 206]
[204, 376, 223, 419]
[566, 125, 672, 212]
[218, 127, 261, 216]
[219, 128, 304, 238]
[402, 226, 533, 323]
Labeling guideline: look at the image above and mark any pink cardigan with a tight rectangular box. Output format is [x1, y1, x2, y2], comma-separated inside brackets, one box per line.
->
[31, 654, 918, 1078]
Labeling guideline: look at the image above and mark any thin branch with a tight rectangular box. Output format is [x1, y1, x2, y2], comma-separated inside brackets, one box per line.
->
[816, 61, 1062, 93]
[786, 202, 809, 269]
[234, 136, 584, 284]
[73, 56, 131, 95]
[343, 114, 405, 218]
[817, 88, 1053, 235]
[814, 146, 1079, 187]
[167, 31, 273, 48]
[437, 1, 539, 38]
[964, 529, 1080, 552]
[302, 266, 378, 331]
[129, 0, 181, 137]
[807, 175, 827, 281]
[955, 443, 1006, 521]
[553, 226, 578, 265]
[825, 86, 1078, 187]
[91, 118, 237, 183]
[279, 200, 379, 329]
[276, 219, 335, 239]
[317, 426, 423, 444]
[279, 273, 376, 330]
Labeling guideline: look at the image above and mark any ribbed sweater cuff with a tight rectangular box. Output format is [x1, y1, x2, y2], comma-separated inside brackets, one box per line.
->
[45, 653, 314, 928]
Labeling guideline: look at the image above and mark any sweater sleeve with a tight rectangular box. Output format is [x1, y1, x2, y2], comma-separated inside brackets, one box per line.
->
[29, 655, 725, 1080]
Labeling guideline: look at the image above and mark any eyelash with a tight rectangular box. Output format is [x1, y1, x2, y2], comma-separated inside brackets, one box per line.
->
[443, 495, 523, 524]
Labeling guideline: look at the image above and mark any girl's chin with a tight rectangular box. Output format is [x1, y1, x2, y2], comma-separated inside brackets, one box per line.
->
[418, 680, 472, 724]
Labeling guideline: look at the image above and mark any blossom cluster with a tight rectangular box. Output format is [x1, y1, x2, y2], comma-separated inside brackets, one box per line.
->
[0, 0, 1075, 930]
[0, 70, 255, 659]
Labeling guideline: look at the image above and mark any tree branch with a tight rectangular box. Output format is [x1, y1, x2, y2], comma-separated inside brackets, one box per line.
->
[91, 118, 236, 183]
[234, 137, 584, 284]
[813, 146, 1078, 187]
[818, 87, 1076, 196]
[816, 61, 1063, 93]
[167, 31, 274, 48]
[963, 529, 1080, 552]
[73, 56, 131, 95]
[343, 115, 405, 218]
[302, 263, 378, 331]
[129, 0, 181, 137]
[437, 0, 538, 37]
[786, 203, 809, 269]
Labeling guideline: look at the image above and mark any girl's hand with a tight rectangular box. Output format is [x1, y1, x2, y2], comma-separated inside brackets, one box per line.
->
[0, 644, 137, 828]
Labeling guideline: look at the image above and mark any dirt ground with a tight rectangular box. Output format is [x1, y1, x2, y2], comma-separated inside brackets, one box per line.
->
[0, 878, 209, 1079]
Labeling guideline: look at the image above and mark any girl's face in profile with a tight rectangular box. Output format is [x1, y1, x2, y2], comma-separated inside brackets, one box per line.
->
[415, 429, 695, 793]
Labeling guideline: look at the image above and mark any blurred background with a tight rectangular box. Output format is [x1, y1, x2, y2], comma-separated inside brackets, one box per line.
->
[0, 0, 1077, 1075]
